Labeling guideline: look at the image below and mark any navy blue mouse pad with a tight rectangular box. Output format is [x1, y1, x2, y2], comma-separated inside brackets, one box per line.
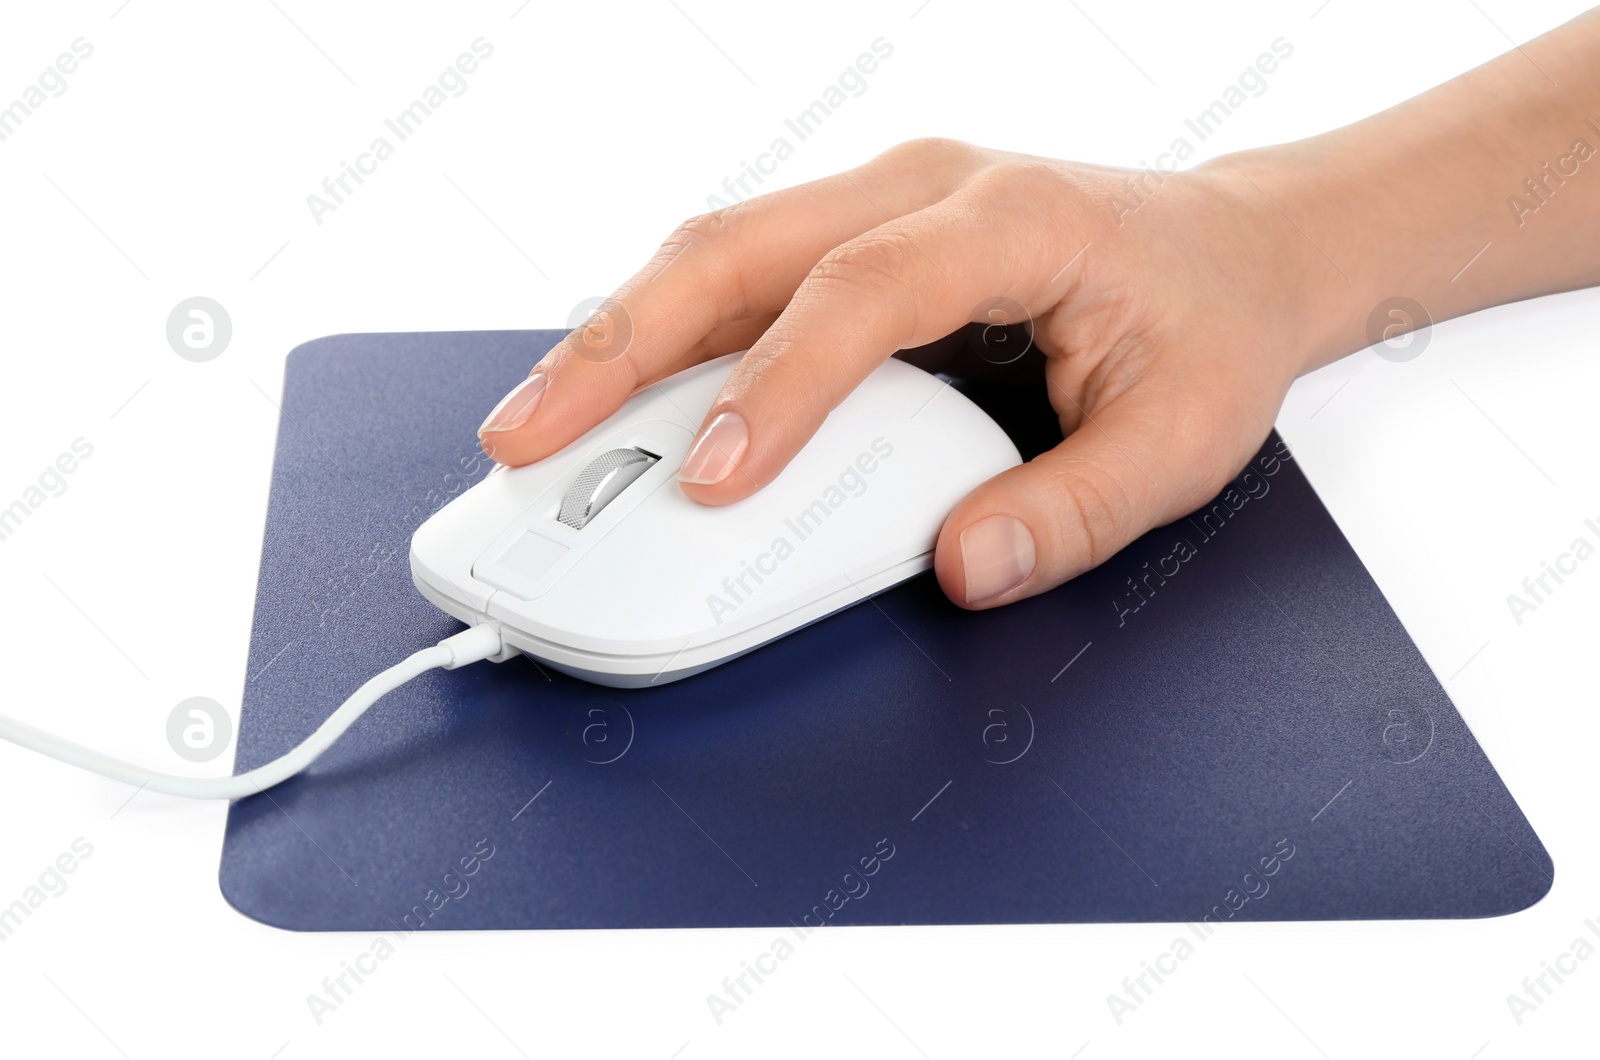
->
[220, 330, 1552, 930]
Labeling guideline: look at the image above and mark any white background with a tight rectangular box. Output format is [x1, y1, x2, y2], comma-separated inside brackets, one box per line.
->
[0, 0, 1596, 1056]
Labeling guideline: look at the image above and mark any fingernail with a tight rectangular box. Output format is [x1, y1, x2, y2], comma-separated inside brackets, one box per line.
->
[479, 372, 547, 435]
[679, 411, 749, 485]
[960, 514, 1036, 604]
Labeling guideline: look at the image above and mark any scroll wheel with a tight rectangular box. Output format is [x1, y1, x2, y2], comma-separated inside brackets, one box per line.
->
[557, 447, 658, 529]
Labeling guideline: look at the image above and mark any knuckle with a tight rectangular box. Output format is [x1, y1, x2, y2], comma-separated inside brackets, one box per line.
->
[811, 232, 920, 294]
[877, 136, 976, 166]
[973, 159, 1069, 198]
[721, 343, 830, 425]
[1048, 463, 1135, 570]
[729, 342, 800, 395]
[657, 207, 751, 320]
[662, 209, 734, 255]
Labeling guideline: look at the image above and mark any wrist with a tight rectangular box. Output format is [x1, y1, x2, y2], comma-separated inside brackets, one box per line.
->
[1195, 147, 1372, 376]
[1200, 11, 1600, 376]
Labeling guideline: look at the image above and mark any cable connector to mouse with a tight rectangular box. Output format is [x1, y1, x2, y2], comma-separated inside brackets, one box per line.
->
[438, 623, 505, 669]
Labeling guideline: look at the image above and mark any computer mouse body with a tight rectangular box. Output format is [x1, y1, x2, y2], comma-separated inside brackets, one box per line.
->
[410, 353, 1022, 686]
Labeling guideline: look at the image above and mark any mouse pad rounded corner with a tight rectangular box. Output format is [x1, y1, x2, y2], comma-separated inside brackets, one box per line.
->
[219, 330, 1553, 932]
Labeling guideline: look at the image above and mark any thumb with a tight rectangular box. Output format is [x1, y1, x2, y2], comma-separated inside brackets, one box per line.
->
[934, 392, 1248, 609]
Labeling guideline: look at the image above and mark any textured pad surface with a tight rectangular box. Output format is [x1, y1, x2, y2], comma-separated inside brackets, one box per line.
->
[220, 331, 1553, 931]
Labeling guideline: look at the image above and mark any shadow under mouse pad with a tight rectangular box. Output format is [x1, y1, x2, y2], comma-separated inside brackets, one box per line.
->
[221, 330, 1552, 930]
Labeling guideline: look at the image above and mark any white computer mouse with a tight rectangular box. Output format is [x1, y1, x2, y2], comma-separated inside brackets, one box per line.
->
[410, 352, 1022, 686]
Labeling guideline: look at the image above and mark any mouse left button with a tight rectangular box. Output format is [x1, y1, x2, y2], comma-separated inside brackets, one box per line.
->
[557, 447, 658, 529]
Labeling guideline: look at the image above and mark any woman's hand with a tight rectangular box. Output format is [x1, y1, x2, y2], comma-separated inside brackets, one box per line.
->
[477, 138, 1331, 608]
[479, 9, 1600, 609]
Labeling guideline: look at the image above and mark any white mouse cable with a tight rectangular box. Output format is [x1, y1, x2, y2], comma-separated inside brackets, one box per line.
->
[0, 624, 504, 801]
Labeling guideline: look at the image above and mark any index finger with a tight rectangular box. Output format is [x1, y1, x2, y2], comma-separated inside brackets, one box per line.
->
[676, 164, 1088, 502]
[477, 162, 969, 466]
